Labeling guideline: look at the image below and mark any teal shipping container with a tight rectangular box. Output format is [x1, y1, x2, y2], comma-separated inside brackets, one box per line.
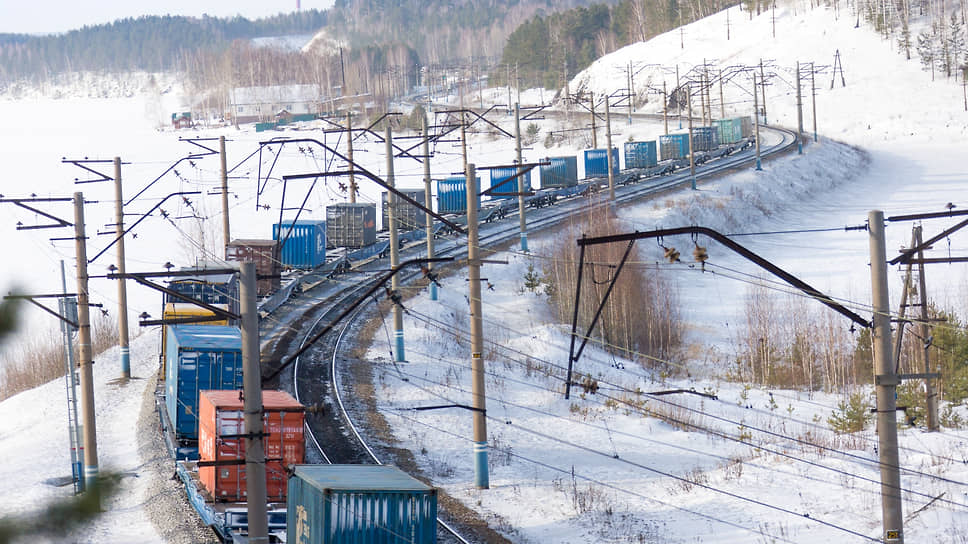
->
[273, 220, 326, 269]
[437, 176, 481, 214]
[165, 325, 244, 441]
[288, 465, 438, 544]
[624, 141, 658, 169]
[583, 148, 619, 178]
[489, 167, 532, 200]
[715, 117, 753, 144]
[539, 156, 578, 188]
[659, 134, 690, 161]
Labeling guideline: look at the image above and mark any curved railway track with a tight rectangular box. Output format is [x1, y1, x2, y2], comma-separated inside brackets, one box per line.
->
[261, 122, 799, 543]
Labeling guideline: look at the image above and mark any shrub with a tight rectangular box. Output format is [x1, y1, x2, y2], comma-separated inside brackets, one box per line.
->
[827, 391, 873, 434]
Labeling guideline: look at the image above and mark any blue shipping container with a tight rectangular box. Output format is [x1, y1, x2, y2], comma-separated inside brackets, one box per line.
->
[273, 220, 326, 269]
[583, 148, 619, 178]
[659, 134, 690, 161]
[165, 325, 244, 441]
[623, 141, 658, 169]
[288, 465, 438, 544]
[540, 156, 578, 188]
[691, 126, 719, 152]
[437, 176, 481, 215]
[489, 167, 532, 200]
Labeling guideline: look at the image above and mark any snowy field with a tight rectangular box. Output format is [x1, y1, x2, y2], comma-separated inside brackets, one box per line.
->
[1, 1, 968, 543]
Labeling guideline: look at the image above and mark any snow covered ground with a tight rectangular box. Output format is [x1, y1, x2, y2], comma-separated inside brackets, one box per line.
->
[2, 1, 968, 543]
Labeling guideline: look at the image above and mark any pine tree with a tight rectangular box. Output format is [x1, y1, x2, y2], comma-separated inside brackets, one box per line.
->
[917, 28, 937, 80]
[898, 16, 912, 60]
[948, 12, 966, 77]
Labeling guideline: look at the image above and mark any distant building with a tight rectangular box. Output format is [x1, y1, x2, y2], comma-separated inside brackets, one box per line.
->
[229, 85, 322, 124]
[171, 112, 192, 129]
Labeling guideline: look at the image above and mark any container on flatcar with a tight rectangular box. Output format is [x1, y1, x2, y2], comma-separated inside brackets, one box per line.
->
[159, 302, 229, 374]
[225, 239, 280, 296]
[165, 325, 244, 442]
[623, 141, 658, 169]
[287, 465, 438, 544]
[272, 220, 326, 269]
[437, 176, 481, 215]
[583, 148, 619, 178]
[690, 126, 720, 152]
[381, 189, 426, 231]
[198, 390, 306, 502]
[326, 203, 376, 248]
[715, 117, 752, 145]
[659, 133, 691, 161]
[489, 166, 532, 200]
[539, 156, 578, 188]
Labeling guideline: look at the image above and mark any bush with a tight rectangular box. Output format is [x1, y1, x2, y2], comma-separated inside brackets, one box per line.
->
[827, 391, 873, 434]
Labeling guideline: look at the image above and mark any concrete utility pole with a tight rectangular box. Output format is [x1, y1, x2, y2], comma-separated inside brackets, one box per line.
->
[465, 163, 489, 489]
[60, 260, 83, 494]
[663, 80, 669, 135]
[506, 64, 512, 115]
[753, 73, 762, 171]
[514, 103, 528, 252]
[73, 192, 99, 497]
[605, 98, 615, 201]
[676, 65, 682, 129]
[719, 69, 726, 119]
[112, 158, 130, 380]
[810, 64, 818, 142]
[915, 226, 939, 431]
[687, 85, 696, 190]
[627, 62, 634, 125]
[220, 137, 230, 253]
[796, 62, 804, 155]
[240, 262, 268, 544]
[868, 210, 904, 544]
[422, 115, 437, 301]
[759, 59, 768, 123]
[386, 125, 404, 363]
[590, 91, 598, 149]
[347, 112, 357, 203]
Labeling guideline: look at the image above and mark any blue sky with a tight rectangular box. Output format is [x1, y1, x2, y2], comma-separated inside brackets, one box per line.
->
[1, 0, 336, 34]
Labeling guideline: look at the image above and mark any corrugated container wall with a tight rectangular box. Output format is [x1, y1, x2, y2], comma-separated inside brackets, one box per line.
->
[690, 126, 719, 152]
[159, 303, 229, 376]
[623, 141, 658, 169]
[272, 220, 326, 269]
[381, 189, 426, 231]
[437, 176, 481, 215]
[287, 465, 438, 544]
[659, 134, 690, 161]
[539, 156, 578, 188]
[326, 203, 376, 248]
[165, 325, 244, 441]
[225, 239, 280, 296]
[714, 117, 752, 144]
[199, 390, 306, 502]
[489, 167, 532, 200]
[583, 148, 619, 178]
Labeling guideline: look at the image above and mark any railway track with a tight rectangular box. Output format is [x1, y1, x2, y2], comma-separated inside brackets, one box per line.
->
[260, 121, 799, 543]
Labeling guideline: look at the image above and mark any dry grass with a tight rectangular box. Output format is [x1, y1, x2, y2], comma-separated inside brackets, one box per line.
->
[0, 312, 119, 401]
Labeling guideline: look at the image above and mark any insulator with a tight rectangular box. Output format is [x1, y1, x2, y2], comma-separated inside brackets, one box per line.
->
[663, 246, 680, 263]
[693, 244, 708, 263]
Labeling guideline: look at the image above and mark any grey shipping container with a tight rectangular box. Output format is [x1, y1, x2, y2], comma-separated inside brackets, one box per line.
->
[288, 465, 437, 544]
[437, 176, 481, 215]
[326, 203, 376, 248]
[381, 189, 427, 231]
[165, 325, 244, 441]
[659, 134, 690, 161]
[539, 156, 578, 188]
[624, 141, 658, 169]
[690, 126, 719, 152]
[583, 148, 619, 178]
[272, 220, 326, 269]
[489, 166, 532, 200]
[225, 239, 280, 296]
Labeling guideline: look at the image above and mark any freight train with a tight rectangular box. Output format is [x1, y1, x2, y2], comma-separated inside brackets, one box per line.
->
[157, 115, 753, 543]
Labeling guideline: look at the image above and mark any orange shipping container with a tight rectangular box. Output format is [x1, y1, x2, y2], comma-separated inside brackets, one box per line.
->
[198, 390, 306, 502]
